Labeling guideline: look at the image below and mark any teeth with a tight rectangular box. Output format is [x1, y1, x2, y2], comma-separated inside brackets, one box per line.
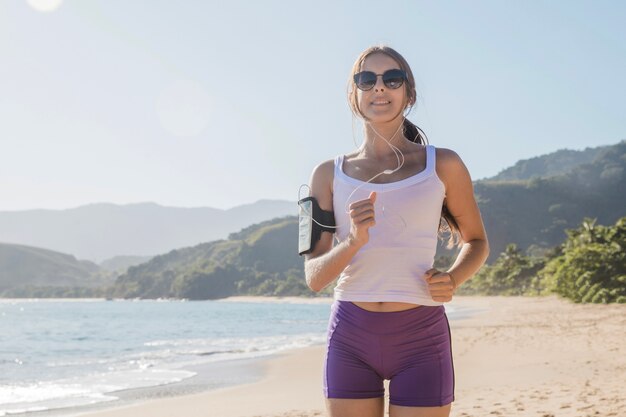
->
[373, 101, 390, 104]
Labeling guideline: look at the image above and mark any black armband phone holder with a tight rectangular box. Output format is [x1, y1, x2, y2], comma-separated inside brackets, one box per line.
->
[298, 196, 336, 256]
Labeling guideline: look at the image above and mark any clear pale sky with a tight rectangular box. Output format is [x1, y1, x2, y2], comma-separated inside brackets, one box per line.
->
[1, 0, 624, 211]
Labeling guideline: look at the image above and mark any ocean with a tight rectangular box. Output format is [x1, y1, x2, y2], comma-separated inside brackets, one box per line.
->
[0, 298, 473, 416]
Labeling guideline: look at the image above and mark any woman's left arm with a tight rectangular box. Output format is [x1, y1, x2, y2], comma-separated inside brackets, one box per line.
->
[424, 148, 490, 302]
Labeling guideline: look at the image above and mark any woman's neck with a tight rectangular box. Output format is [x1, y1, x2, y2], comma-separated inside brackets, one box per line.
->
[360, 120, 414, 160]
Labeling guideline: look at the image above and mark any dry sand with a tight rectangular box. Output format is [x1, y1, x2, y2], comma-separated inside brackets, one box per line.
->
[76, 295, 625, 417]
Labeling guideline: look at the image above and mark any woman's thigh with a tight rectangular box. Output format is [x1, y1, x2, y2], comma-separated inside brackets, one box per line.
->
[385, 308, 455, 407]
[389, 403, 451, 417]
[326, 397, 385, 417]
[326, 396, 451, 416]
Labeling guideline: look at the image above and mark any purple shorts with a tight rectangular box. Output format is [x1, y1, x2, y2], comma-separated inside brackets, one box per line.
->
[323, 300, 455, 407]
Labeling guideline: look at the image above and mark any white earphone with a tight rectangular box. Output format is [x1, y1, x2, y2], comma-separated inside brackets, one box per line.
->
[298, 116, 409, 230]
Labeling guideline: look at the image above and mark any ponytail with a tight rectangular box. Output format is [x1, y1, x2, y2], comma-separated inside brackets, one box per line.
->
[402, 118, 426, 145]
[401, 119, 463, 249]
[440, 202, 463, 250]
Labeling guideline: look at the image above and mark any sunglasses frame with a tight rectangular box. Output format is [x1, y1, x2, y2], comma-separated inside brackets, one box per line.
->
[353, 69, 407, 91]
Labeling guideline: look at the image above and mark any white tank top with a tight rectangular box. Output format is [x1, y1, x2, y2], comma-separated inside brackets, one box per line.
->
[332, 144, 446, 306]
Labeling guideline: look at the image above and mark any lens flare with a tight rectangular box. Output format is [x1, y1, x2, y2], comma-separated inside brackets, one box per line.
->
[26, 0, 63, 12]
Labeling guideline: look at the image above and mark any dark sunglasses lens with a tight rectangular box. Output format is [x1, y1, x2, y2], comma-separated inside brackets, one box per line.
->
[383, 69, 406, 89]
[354, 72, 376, 90]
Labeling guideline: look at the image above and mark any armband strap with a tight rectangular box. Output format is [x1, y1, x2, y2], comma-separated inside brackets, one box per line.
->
[297, 196, 335, 256]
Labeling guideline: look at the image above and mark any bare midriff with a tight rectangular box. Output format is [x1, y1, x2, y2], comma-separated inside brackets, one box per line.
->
[351, 301, 422, 312]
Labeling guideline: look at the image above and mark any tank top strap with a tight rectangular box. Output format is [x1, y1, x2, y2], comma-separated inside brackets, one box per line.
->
[334, 154, 344, 174]
[426, 144, 436, 173]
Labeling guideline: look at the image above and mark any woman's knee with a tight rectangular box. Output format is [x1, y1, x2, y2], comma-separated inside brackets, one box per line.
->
[326, 397, 385, 417]
[389, 403, 451, 417]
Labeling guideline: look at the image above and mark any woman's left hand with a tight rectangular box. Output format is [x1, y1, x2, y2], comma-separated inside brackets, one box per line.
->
[423, 268, 456, 302]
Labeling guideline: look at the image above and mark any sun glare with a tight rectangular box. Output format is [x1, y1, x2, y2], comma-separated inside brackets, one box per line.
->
[26, 0, 63, 13]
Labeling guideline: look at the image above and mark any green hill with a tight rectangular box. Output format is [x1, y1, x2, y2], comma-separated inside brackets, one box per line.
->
[437, 140, 626, 263]
[493, 141, 625, 255]
[108, 216, 313, 300]
[1, 141, 623, 300]
[487, 141, 621, 181]
[0, 243, 114, 296]
[99, 255, 154, 273]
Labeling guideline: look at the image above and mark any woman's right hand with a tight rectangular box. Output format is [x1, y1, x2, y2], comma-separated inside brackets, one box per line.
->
[347, 191, 377, 248]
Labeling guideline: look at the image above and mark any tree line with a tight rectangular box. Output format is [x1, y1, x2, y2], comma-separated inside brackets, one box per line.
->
[453, 217, 625, 303]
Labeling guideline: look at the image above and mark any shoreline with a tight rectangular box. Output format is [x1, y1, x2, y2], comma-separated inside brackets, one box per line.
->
[9, 295, 626, 417]
[74, 345, 328, 417]
[77, 295, 626, 417]
[15, 345, 318, 417]
[216, 295, 334, 304]
[0, 296, 334, 303]
[13, 296, 487, 417]
[11, 296, 469, 417]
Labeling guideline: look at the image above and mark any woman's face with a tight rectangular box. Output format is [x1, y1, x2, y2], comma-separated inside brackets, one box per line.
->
[355, 53, 408, 124]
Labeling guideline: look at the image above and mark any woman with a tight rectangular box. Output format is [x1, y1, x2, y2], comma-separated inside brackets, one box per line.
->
[303, 45, 489, 417]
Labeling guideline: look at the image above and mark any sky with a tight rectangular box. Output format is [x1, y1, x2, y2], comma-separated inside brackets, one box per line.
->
[1, 0, 624, 211]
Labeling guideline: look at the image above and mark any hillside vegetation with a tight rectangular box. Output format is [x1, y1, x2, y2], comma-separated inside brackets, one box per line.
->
[1, 141, 624, 302]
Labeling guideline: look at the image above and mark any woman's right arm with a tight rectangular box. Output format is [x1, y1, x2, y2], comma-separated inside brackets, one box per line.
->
[303, 160, 376, 293]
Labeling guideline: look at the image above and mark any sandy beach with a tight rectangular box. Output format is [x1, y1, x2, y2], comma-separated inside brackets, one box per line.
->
[73, 295, 625, 417]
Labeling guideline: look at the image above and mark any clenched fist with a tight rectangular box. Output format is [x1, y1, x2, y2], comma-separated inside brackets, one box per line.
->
[346, 191, 377, 249]
[423, 268, 456, 302]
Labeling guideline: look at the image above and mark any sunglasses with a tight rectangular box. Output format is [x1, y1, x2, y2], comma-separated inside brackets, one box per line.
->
[353, 69, 407, 91]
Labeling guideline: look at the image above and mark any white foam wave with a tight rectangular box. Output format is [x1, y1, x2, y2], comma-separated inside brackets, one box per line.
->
[1, 332, 325, 415]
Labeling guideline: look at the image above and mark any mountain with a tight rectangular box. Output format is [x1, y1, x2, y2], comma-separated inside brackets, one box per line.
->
[99, 255, 154, 273]
[109, 216, 309, 299]
[0, 242, 114, 296]
[1, 140, 623, 299]
[0, 199, 296, 263]
[111, 135, 625, 296]
[486, 141, 622, 181]
[472, 140, 625, 262]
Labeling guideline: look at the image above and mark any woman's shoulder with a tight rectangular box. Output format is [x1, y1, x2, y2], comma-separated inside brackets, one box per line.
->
[307, 158, 336, 209]
[433, 146, 469, 184]
[433, 146, 462, 165]
[309, 157, 336, 188]
[311, 158, 336, 177]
